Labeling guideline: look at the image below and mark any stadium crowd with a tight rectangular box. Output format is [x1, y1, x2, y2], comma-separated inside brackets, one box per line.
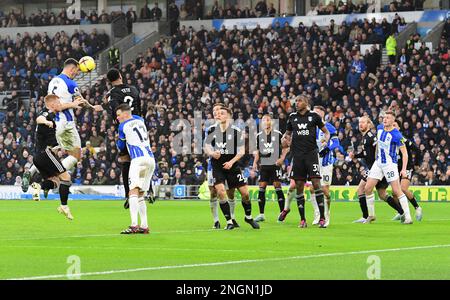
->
[0, 15, 449, 188]
[308, 0, 423, 15]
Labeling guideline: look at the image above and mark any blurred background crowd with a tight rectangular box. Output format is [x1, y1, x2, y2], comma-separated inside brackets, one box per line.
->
[0, 14, 449, 187]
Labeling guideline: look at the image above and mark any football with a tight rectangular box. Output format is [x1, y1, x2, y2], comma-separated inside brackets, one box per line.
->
[79, 56, 96, 73]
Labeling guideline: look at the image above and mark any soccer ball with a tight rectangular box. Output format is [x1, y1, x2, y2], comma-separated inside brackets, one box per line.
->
[79, 56, 96, 73]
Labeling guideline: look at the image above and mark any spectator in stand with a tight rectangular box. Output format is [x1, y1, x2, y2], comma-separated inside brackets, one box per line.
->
[126, 7, 137, 34]
[140, 0, 152, 20]
[0, 17, 448, 187]
[151, 2, 163, 21]
[255, 1, 268, 17]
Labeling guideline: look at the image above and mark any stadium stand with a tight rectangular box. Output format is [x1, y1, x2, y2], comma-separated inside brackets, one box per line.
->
[0, 14, 449, 187]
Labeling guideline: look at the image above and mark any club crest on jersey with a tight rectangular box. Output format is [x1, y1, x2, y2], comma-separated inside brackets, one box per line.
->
[308, 116, 312, 122]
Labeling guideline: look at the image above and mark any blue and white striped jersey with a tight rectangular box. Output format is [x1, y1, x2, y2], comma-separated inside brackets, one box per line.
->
[376, 125, 404, 165]
[47, 74, 79, 122]
[117, 115, 153, 160]
[316, 122, 339, 167]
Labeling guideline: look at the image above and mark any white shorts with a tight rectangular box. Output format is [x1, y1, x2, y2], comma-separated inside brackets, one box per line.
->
[368, 162, 399, 183]
[129, 156, 156, 191]
[55, 121, 81, 151]
[320, 164, 333, 186]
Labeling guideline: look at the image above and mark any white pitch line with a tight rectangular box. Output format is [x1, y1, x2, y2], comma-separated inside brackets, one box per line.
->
[4, 243, 450, 280]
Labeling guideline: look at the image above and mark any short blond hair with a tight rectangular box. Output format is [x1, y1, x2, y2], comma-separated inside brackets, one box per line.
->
[44, 94, 59, 103]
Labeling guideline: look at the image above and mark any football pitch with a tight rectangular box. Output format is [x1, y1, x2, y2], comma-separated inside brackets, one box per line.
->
[0, 200, 449, 280]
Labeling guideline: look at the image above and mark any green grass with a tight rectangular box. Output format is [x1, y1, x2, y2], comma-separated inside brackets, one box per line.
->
[0, 200, 449, 280]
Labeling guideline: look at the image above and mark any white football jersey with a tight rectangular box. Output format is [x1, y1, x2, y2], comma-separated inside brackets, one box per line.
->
[375, 125, 404, 165]
[47, 74, 79, 122]
[118, 115, 153, 160]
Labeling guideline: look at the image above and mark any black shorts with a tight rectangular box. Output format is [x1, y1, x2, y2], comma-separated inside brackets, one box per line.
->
[33, 148, 66, 179]
[400, 168, 414, 181]
[259, 165, 283, 184]
[290, 152, 321, 181]
[213, 166, 247, 189]
[119, 145, 129, 157]
[376, 177, 389, 190]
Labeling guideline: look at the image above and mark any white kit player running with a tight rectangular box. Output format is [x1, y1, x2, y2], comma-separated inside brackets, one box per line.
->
[22, 58, 84, 194]
[364, 111, 413, 224]
[116, 104, 156, 234]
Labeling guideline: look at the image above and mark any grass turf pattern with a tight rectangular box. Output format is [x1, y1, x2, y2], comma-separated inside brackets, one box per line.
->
[0, 200, 449, 280]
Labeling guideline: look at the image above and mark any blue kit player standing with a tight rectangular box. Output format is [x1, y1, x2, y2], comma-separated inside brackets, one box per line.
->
[116, 104, 156, 234]
[310, 106, 340, 227]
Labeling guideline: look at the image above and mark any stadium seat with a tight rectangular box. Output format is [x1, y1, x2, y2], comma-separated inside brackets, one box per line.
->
[40, 73, 49, 81]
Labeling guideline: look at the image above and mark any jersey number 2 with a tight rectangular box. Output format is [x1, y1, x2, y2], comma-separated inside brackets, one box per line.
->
[124, 96, 134, 111]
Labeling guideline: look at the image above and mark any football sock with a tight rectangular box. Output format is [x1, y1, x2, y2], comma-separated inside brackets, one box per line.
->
[219, 201, 232, 221]
[315, 189, 326, 220]
[408, 196, 419, 209]
[61, 155, 78, 173]
[121, 161, 131, 198]
[275, 187, 285, 212]
[286, 188, 296, 210]
[228, 198, 236, 219]
[296, 194, 306, 221]
[210, 198, 219, 222]
[242, 201, 252, 219]
[366, 193, 375, 216]
[258, 187, 266, 214]
[138, 197, 148, 229]
[310, 193, 319, 217]
[129, 195, 139, 227]
[42, 179, 57, 190]
[59, 180, 71, 206]
[386, 196, 404, 214]
[29, 165, 39, 177]
[398, 194, 412, 220]
[358, 194, 369, 218]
